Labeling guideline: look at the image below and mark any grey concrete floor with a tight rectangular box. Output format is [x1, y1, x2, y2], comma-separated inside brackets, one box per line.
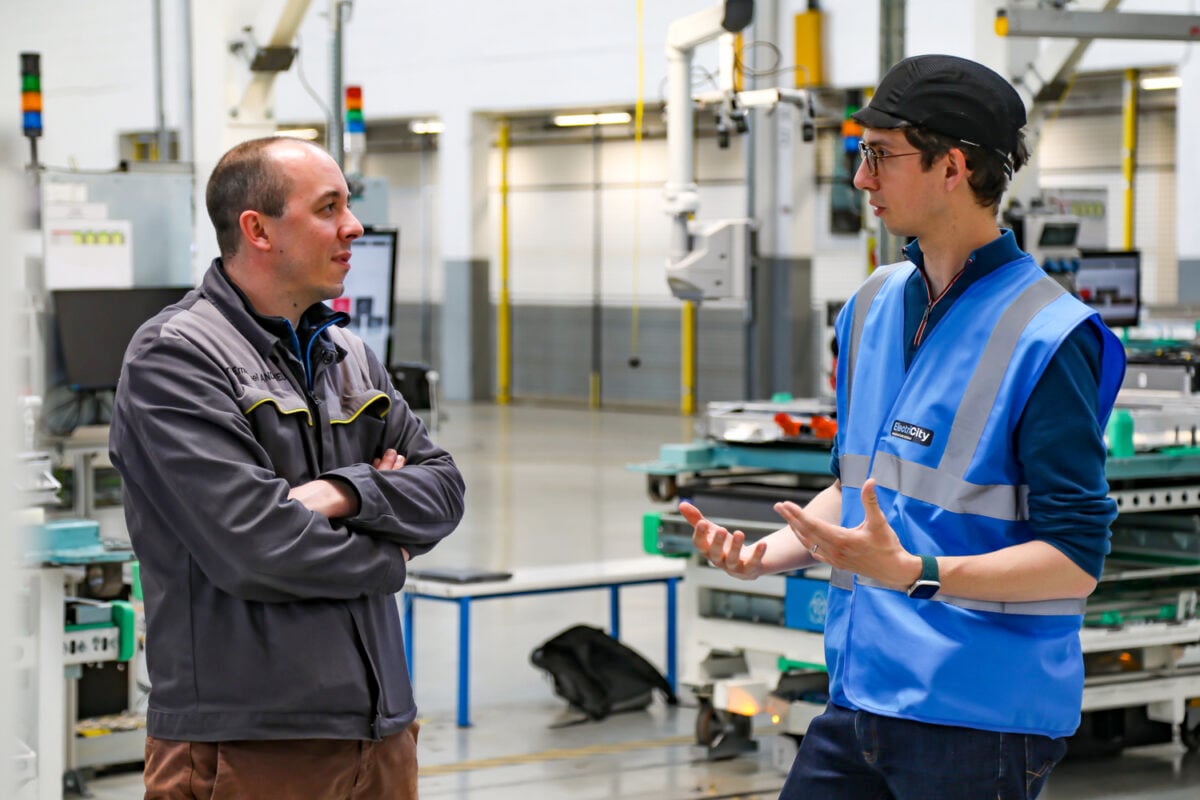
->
[82, 401, 1200, 799]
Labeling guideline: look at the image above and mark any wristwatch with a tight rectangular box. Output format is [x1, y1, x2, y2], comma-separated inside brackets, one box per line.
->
[907, 555, 940, 599]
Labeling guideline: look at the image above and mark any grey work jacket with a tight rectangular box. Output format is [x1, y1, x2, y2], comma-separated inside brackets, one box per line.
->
[109, 259, 465, 742]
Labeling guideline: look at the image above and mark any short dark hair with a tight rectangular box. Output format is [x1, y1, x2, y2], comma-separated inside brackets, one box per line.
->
[901, 126, 1030, 211]
[205, 137, 317, 259]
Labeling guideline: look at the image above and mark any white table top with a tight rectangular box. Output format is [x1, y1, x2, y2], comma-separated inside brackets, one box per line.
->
[403, 556, 686, 599]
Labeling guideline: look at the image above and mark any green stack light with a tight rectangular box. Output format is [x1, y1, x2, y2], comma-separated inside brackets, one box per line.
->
[21, 52, 42, 138]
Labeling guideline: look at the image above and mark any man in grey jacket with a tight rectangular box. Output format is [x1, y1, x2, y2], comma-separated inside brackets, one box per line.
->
[110, 136, 465, 799]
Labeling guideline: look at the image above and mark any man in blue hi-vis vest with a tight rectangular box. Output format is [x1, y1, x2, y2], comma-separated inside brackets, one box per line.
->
[681, 54, 1126, 799]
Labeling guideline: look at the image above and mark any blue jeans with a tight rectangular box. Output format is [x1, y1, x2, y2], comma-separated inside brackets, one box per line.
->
[780, 703, 1067, 800]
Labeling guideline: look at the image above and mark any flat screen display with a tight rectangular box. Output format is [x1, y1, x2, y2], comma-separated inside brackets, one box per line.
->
[53, 287, 192, 390]
[329, 228, 398, 367]
[1075, 251, 1140, 329]
[1037, 221, 1080, 247]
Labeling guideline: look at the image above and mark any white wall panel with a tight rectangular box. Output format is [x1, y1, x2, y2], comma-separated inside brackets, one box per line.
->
[820, 0, 881, 87]
[385, 186, 433, 302]
[694, 135, 751, 182]
[597, 185, 674, 308]
[362, 149, 441, 302]
[601, 138, 672, 186]
[505, 142, 594, 188]
[502, 188, 595, 302]
[1136, 167, 1177, 304]
[905, 0, 980, 63]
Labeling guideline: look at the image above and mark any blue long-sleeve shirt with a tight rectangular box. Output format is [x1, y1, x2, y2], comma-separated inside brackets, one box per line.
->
[831, 230, 1115, 578]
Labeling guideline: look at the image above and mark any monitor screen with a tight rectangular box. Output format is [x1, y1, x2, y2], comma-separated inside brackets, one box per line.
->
[329, 228, 398, 367]
[53, 287, 192, 390]
[1075, 251, 1140, 329]
[1037, 221, 1079, 247]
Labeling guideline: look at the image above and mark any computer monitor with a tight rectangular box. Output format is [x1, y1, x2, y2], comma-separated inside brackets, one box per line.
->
[329, 228, 398, 366]
[1075, 250, 1141, 329]
[1037, 220, 1080, 248]
[53, 286, 192, 391]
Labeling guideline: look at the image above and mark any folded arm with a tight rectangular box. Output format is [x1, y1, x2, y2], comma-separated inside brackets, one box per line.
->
[315, 348, 465, 558]
[111, 337, 415, 603]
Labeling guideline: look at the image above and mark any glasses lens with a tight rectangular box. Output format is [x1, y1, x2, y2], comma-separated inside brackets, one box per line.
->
[859, 141, 876, 175]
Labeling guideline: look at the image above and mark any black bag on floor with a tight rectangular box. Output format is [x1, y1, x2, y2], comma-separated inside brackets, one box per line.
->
[530, 624, 678, 721]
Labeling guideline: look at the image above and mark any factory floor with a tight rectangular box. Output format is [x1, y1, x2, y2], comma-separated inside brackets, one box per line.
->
[84, 402, 1200, 799]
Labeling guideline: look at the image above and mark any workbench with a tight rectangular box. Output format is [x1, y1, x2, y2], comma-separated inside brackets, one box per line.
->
[401, 557, 684, 727]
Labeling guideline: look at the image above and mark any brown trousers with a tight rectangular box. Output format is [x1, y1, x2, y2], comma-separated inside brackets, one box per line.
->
[142, 723, 419, 800]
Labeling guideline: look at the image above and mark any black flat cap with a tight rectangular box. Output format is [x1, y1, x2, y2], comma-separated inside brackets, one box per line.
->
[852, 54, 1026, 169]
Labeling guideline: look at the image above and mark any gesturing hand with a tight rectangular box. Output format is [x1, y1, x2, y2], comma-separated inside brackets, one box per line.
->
[680, 501, 767, 581]
[774, 478, 915, 589]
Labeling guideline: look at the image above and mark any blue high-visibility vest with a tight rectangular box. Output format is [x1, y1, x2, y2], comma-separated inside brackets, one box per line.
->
[829, 255, 1125, 737]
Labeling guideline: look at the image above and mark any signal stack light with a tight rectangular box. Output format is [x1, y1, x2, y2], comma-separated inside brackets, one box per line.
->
[344, 85, 365, 179]
[21, 52, 43, 168]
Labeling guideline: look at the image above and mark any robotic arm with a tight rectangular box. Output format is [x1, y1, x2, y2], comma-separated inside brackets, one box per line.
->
[664, 1, 754, 279]
[663, 1, 812, 302]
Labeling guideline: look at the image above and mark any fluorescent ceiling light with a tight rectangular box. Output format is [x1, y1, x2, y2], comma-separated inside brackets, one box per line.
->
[277, 127, 320, 140]
[409, 120, 445, 134]
[1140, 75, 1182, 91]
[553, 112, 633, 127]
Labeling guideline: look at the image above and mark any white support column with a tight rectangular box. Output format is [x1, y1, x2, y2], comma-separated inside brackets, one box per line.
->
[436, 106, 488, 267]
[1177, 50, 1200, 302]
[758, 0, 814, 264]
[189, 0, 230, 277]
[437, 107, 493, 401]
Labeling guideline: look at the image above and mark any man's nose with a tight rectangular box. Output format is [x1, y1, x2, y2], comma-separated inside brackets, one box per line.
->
[342, 209, 365, 240]
[852, 158, 875, 191]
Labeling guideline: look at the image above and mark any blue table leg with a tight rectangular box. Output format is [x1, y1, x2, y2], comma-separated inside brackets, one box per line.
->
[403, 593, 414, 678]
[609, 585, 621, 640]
[665, 577, 678, 692]
[457, 597, 472, 727]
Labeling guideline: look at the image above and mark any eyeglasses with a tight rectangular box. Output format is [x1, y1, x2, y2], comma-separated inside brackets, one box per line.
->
[858, 140, 922, 177]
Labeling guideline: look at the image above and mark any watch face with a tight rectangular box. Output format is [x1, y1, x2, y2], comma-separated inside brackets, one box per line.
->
[908, 580, 940, 600]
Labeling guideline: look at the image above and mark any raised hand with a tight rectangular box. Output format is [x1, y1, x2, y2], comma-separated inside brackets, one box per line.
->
[773, 478, 915, 589]
[680, 500, 768, 581]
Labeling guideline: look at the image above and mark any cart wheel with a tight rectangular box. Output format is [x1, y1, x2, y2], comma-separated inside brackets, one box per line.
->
[1182, 720, 1200, 753]
[647, 474, 677, 502]
[695, 700, 755, 759]
[695, 699, 718, 746]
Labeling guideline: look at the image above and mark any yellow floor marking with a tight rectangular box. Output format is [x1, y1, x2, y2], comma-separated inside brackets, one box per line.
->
[419, 733, 695, 776]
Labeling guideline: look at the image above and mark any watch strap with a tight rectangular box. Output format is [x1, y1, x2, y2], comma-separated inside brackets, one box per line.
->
[918, 554, 938, 583]
[907, 554, 940, 599]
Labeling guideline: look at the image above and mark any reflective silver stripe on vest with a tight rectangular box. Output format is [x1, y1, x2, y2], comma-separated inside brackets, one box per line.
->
[828, 568, 1086, 616]
[846, 275, 1065, 519]
[838, 454, 871, 489]
[938, 277, 1067, 476]
[845, 263, 907, 414]
[872, 451, 1030, 521]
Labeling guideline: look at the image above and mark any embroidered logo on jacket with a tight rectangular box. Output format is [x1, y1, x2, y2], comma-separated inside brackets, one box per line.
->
[891, 420, 934, 446]
[224, 365, 286, 383]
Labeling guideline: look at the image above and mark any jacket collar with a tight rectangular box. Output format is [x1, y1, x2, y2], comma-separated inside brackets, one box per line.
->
[200, 259, 351, 361]
[902, 228, 1025, 289]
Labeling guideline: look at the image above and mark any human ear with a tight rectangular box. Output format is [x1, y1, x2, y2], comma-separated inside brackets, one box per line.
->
[238, 210, 272, 253]
[943, 148, 968, 192]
